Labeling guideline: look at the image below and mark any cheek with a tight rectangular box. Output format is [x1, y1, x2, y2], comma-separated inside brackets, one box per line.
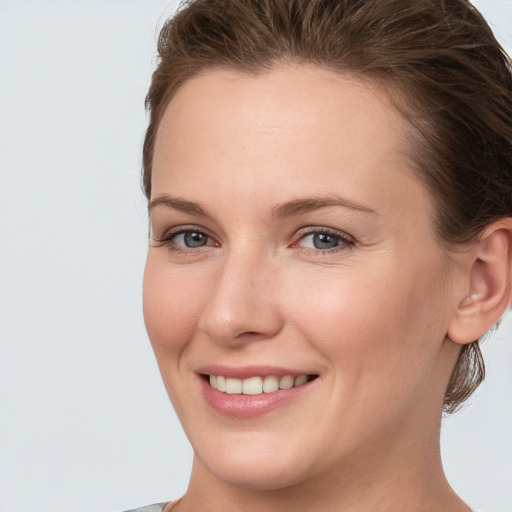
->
[142, 256, 211, 421]
[143, 255, 204, 359]
[287, 260, 450, 388]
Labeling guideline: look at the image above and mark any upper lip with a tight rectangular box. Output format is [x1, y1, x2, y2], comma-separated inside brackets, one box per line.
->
[196, 365, 318, 379]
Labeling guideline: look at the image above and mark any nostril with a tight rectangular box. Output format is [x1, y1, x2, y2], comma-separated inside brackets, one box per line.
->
[233, 330, 267, 340]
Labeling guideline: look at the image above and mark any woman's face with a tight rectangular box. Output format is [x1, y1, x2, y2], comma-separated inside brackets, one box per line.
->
[144, 65, 463, 489]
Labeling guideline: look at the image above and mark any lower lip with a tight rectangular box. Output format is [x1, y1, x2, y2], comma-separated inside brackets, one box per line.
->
[200, 377, 316, 418]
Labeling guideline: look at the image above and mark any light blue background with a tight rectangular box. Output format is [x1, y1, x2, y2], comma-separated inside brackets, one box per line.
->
[0, 1, 511, 511]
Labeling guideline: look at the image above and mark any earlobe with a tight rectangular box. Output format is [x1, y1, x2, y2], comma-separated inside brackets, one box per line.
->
[448, 219, 512, 345]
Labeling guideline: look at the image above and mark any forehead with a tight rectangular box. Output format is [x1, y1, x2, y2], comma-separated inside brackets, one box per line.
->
[151, 64, 429, 222]
[155, 65, 405, 161]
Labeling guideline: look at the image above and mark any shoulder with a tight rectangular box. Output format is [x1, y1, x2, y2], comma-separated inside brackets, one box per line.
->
[121, 503, 168, 512]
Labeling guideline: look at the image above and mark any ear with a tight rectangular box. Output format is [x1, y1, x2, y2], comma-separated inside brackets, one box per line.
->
[448, 219, 512, 345]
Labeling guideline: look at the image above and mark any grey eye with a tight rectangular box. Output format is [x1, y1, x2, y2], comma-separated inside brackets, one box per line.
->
[181, 231, 209, 247]
[313, 233, 341, 249]
[307, 232, 342, 250]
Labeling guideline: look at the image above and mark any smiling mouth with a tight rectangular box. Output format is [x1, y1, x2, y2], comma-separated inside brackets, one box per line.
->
[206, 374, 318, 395]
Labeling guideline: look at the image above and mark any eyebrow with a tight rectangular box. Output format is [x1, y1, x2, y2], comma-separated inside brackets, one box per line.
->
[148, 194, 378, 218]
[148, 196, 209, 216]
[272, 196, 378, 217]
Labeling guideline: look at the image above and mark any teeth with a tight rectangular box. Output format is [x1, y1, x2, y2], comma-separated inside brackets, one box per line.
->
[279, 375, 294, 389]
[208, 374, 311, 395]
[242, 376, 263, 395]
[294, 375, 308, 387]
[263, 375, 279, 393]
[225, 377, 242, 394]
[216, 375, 226, 392]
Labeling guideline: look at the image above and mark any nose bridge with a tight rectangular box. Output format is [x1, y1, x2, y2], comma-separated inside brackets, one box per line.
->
[199, 244, 281, 344]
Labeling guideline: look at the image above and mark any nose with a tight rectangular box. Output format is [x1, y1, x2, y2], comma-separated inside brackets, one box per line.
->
[198, 250, 283, 346]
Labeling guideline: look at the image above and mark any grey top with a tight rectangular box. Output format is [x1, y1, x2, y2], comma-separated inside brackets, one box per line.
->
[122, 503, 167, 512]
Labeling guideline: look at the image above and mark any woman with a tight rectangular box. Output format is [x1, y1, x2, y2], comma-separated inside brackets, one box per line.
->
[130, 0, 512, 510]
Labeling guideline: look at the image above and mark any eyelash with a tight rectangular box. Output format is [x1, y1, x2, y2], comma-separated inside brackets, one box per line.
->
[152, 225, 217, 253]
[152, 226, 355, 255]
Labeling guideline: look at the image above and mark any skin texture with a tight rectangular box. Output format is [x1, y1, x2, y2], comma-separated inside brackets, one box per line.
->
[143, 65, 484, 511]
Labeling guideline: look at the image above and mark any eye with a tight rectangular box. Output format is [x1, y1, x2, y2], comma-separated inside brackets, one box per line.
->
[174, 230, 210, 248]
[152, 226, 218, 252]
[301, 232, 341, 250]
[294, 228, 355, 252]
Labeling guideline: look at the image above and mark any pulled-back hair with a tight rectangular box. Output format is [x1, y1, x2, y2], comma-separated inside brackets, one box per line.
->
[143, 0, 512, 413]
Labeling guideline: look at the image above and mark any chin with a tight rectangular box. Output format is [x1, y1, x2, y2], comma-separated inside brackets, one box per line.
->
[208, 461, 303, 491]
[194, 433, 314, 491]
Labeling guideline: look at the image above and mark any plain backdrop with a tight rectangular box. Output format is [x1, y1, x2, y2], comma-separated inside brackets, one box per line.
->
[0, 1, 511, 511]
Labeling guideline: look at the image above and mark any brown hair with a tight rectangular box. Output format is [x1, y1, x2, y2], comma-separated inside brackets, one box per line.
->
[143, 0, 512, 413]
